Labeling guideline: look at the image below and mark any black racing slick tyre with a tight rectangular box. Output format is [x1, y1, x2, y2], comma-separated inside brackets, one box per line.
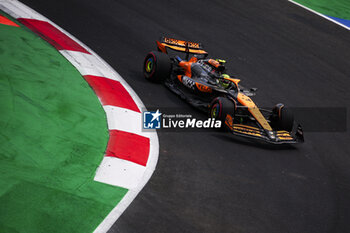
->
[209, 97, 236, 131]
[272, 104, 294, 132]
[143, 51, 171, 82]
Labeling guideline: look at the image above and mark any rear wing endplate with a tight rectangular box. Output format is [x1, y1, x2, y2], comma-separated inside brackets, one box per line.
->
[156, 36, 208, 56]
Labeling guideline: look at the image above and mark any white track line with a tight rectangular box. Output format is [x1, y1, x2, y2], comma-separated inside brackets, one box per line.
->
[289, 0, 350, 31]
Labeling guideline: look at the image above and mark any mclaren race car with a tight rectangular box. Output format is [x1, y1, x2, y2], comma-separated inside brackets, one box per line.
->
[143, 37, 304, 144]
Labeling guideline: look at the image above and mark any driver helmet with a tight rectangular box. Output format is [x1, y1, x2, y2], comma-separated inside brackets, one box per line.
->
[221, 74, 230, 79]
[220, 74, 231, 88]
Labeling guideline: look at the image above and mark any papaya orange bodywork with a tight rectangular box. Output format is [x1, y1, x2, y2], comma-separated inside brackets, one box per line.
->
[225, 114, 234, 130]
[224, 77, 241, 86]
[156, 40, 167, 53]
[163, 37, 201, 48]
[196, 83, 212, 93]
[237, 92, 272, 131]
[208, 59, 220, 68]
[162, 44, 207, 54]
[177, 75, 183, 82]
[179, 61, 193, 77]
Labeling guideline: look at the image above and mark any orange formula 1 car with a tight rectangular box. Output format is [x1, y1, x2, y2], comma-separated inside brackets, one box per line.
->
[143, 37, 304, 144]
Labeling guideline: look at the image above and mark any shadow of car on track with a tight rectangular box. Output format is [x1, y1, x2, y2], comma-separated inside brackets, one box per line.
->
[211, 133, 299, 151]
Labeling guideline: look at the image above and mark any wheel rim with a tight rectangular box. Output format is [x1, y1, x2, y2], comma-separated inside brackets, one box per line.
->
[211, 103, 219, 118]
[145, 57, 154, 73]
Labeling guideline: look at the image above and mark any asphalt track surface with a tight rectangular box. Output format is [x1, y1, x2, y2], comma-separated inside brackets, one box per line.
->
[20, 0, 350, 232]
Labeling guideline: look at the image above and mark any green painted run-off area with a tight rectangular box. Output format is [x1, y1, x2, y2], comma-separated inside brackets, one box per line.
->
[0, 13, 127, 233]
[293, 0, 350, 20]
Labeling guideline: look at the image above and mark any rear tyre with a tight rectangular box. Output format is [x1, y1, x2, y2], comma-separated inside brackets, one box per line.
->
[209, 97, 236, 131]
[143, 51, 171, 82]
[271, 104, 294, 131]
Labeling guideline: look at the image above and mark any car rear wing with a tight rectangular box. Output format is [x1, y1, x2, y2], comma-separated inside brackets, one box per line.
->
[156, 37, 208, 57]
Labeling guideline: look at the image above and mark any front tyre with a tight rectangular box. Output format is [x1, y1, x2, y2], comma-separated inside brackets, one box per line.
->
[271, 103, 294, 132]
[143, 51, 171, 82]
[209, 97, 236, 131]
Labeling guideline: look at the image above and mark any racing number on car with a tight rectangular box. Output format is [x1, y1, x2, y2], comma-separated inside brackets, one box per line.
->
[182, 76, 196, 90]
